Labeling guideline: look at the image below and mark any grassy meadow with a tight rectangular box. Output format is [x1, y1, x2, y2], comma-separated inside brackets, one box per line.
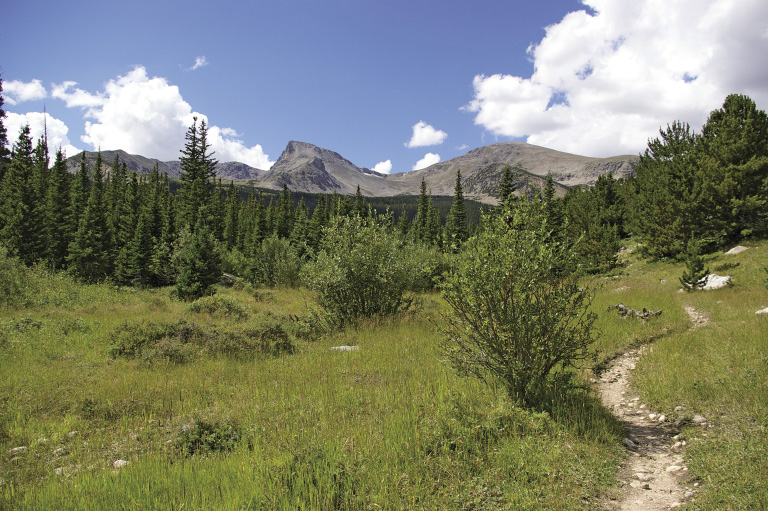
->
[1, 241, 768, 509]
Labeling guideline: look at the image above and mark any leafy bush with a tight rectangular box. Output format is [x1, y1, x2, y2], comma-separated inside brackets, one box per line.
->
[0, 245, 36, 308]
[440, 199, 598, 407]
[187, 294, 248, 319]
[302, 215, 424, 325]
[176, 417, 243, 457]
[250, 236, 303, 288]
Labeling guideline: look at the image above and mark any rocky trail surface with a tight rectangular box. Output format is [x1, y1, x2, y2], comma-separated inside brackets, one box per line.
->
[598, 306, 709, 510]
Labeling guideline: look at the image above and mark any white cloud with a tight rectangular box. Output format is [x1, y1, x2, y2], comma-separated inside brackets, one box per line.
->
[190, 56, 208, 71]
[373, 160, 393, 174]
[412, 152, 440, 171]
[405, 121, 448, 148]
[3, 79, 46, 105]
[466, 0, 768, 157]
[52, 66, 274, 168]
[5, 111, 80, 157]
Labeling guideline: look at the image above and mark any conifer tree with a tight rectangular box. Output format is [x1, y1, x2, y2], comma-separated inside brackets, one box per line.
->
[129, 207, 154, 285]
[45, 148, 71, 269]
[275, 184, 294, 238]
[177, 117, 217, 231]
[426, 194, 443, 248]
[542, 172, 565, 237]
[412, 178, 430, 242]
[308, 194, 328, 251]
[67, 151, 109, 281]
[680, 236, 709, 291]
[445, 170, 468, 251]
[0, 125, 35, 262]
[498, 164, 517, 208]
[174, 223, 221, 300]
[69, 151, 89, 238]
[397, 203, 409, 238]
[0, 77, 10, 182]
[222, 181, 239, 250]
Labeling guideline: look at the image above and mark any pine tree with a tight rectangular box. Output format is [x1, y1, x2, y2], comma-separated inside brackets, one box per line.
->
[542, 172, 565, 237]
[222, 181, 240, 250]
[174, 223, 221, 300]
[45, 148, 71, 269]
[0, 125, 35, 262]
[0, 77, 11, 182]
[129, 206, 154, 285]
[67, 151, 109, 281]
[413, 178, 430, 242]
[275, 184, 294, 238]
[445, 170, 468, 252]
[69, 151, 90, 238]
[680, 236, 709, 291]
[397, 203, 409, 237]
[498, 164, 517, 208]
[177, 117, 217, 231]
[308, 194, 328, 251]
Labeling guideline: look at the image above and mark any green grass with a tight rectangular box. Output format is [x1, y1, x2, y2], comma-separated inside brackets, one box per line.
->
[0, 278, 622, 509]
[2, 241, 766, 509]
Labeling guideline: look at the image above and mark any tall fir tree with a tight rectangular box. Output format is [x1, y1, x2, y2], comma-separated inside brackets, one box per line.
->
[69, 151, 90, 239]
[445, 169, 468, 252]
[177, 117, 217, 231]
[0, 77, 10, 182]
[275, 184, 294, 238]
[498, 164, 517, 208]
[0, 125, 35, 262]
[45, 148, 72, 269]
[222, 181, 240, 250]
[67, 151, 109, 281]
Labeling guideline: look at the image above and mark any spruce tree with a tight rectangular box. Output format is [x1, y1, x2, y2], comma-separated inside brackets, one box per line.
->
[0, 125, 34, 262]
[222, 181, 239, 250]
[45, 148, 72, 269]
[67, 151, 109, 281]
[680, 236, 709, 291]
[445, 170, 468, 251]
[308, 194, 328, 251]
[0, 77, 10, 182]
[174, 223, 221, 300]
[275, 184, 293, 238]
[177, 117, 217, 231]
[413, 178, 430, 242]
[69, 151, 89, 239]
[498, 164, 517, 208]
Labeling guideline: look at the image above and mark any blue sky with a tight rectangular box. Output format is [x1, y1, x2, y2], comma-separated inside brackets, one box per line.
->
[2, 0, 768, 174]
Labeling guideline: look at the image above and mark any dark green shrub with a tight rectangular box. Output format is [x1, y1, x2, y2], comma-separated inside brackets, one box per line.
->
[176, 418, 243, 457]
[440, 199, 598, 407]
[187, 294, 248, 319]
[680, 236, 709, 291]
[173, 225, 222, 301]
[250, 236, 303, 288]
[302, 215, 424, 325]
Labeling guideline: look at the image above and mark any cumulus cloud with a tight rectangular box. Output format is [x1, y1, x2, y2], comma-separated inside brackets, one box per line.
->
[5, 111, 80, 157]
[466, 0, 768, 157]
[373, 160, 393, 174]
[405, 121, 448, 148]
[3, 79, 46, 105]
[412, 152, 440, 171]
[52, 66, 274, 168]
[190, 56, 208, 71]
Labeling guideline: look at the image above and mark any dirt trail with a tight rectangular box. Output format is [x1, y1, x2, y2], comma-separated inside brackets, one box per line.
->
[598, 306, 708, 510]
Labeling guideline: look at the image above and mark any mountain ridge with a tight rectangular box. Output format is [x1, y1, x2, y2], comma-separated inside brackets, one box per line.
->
[65, 142, 638, 204]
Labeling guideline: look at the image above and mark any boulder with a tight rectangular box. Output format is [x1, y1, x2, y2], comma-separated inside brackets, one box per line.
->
[700, 274, 732, 290]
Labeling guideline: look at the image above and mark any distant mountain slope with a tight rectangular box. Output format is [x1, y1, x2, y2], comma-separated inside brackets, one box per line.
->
[66, 150, 264, 181]
[258, 141, 410, 195]
[390, 142, 638, 203]
[64, 142, 637, 204]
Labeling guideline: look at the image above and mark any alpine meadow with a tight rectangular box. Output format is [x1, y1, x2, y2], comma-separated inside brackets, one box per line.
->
[2, 69, 768, 511]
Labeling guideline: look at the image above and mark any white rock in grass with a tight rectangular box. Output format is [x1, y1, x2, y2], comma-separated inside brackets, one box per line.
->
[113, 459, 130, 469]
[666, 465, 683, 473]
[330, 346, 359, 352]
[700, 274, 732, 290]
[756, 307, 768, 315]
[658, 414, 667, 423]
[725, 245, 749, 255]
[8, 446, 27, 456]
[692, 415, 707, 424]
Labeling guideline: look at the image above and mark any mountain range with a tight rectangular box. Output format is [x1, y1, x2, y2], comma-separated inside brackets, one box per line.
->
[66, 141, 638, 204]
